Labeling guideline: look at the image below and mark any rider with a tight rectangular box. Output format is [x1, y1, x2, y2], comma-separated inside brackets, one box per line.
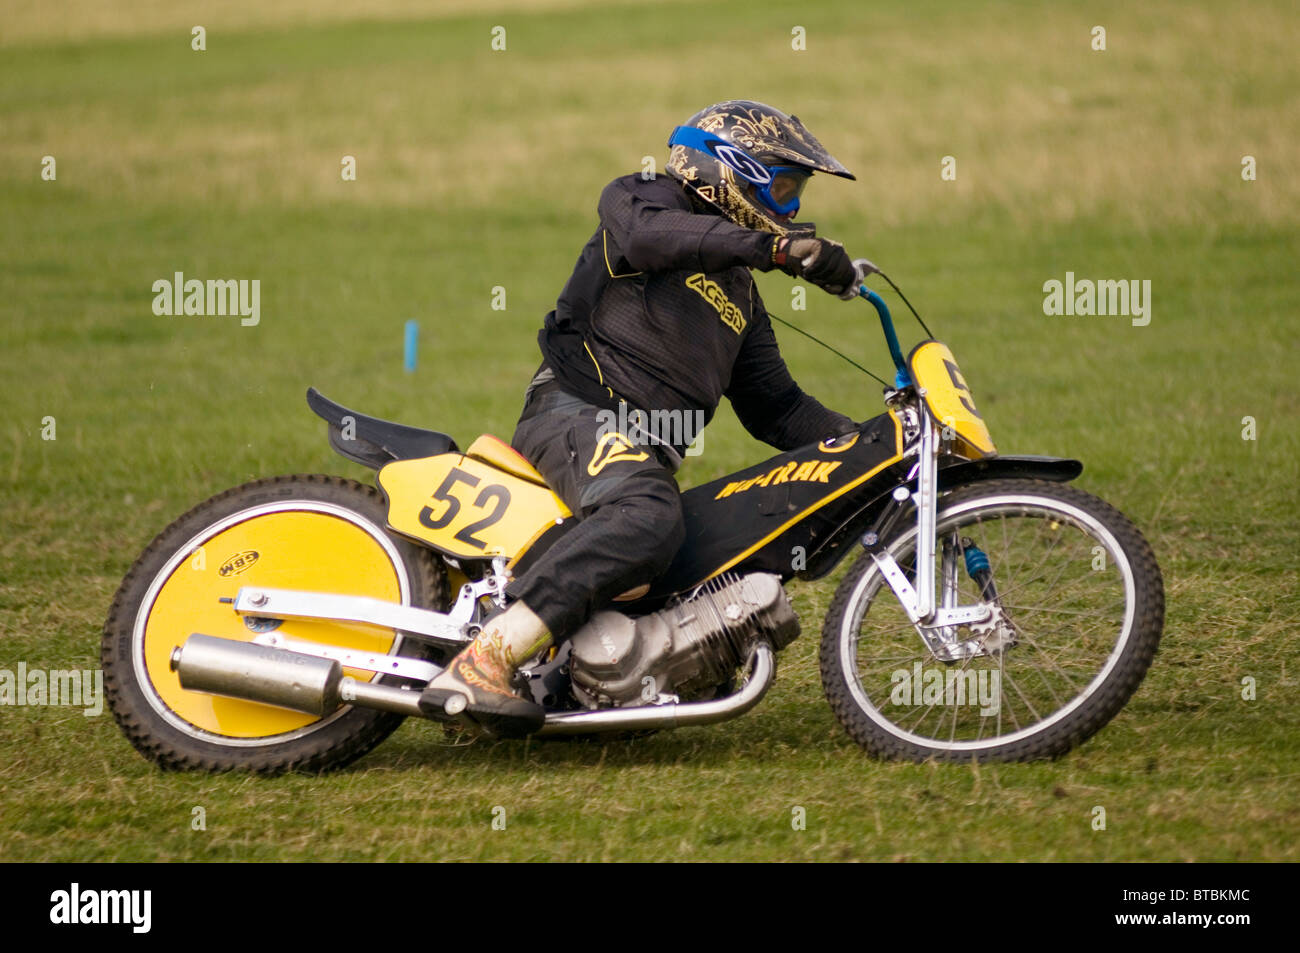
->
[421, 100, 868, 736]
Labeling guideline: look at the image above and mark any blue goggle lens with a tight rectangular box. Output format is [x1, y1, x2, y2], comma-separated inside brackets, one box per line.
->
[757, 167, 810, 214]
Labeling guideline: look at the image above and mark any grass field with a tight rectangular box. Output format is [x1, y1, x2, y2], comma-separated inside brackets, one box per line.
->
[1, 0, 1297, 861]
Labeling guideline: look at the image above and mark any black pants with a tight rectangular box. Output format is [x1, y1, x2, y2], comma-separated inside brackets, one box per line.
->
[504, 381, 685, 639]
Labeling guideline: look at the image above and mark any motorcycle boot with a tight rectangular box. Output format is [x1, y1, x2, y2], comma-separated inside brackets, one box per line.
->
[418, 601, 550, 738]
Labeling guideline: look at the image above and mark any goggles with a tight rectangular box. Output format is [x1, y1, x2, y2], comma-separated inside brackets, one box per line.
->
[668, 125, 812, 216]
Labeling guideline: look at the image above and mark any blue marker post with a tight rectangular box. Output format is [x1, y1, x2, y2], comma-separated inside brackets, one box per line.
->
[404, 319, 418, 373]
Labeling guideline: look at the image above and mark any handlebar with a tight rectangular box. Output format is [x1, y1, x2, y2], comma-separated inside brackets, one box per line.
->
[857, 284, 913, 389]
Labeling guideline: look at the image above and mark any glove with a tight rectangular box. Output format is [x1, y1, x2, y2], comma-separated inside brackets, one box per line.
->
[773, 237, 858, 296]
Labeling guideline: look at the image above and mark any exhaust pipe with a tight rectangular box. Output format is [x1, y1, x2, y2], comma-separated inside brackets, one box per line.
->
[170, 634, 424, 717]
[170, 634, 775, 733]
[534, 642, 775, 736]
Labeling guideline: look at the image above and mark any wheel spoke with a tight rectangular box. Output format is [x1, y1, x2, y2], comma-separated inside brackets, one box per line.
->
[1000, 670, 1042, 724]
[999, 602, 1124, 618]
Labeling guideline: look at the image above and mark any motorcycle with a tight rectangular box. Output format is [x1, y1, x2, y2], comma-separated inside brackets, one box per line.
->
[102, 277, 1164, 771]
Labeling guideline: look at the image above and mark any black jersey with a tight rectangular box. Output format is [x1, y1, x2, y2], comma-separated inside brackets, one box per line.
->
[537, 174, 855, 455]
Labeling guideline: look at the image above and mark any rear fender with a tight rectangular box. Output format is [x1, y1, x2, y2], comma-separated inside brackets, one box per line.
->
[307, 387, 457, 469]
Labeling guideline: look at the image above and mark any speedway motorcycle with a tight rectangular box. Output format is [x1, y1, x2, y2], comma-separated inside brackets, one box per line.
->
[102, 279, 1164, 771]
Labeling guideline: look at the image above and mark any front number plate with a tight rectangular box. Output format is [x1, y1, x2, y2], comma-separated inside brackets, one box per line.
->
[908, 341, 997, 458]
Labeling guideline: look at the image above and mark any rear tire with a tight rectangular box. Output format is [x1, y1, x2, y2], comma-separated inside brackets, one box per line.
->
[102, 474, 447, 773]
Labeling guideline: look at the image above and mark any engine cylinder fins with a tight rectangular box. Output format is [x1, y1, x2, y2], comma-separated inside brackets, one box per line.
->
[690, 572, 801, 649]
[568, 572, 799, 708]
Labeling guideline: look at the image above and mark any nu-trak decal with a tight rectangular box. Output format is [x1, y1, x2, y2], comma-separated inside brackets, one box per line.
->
[714, 459, 842, 499]
[685, 273, 746, 334]
[588, 432, 650, 476]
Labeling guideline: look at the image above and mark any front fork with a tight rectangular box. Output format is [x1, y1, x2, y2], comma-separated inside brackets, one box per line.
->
[862, 410, 1011, 662]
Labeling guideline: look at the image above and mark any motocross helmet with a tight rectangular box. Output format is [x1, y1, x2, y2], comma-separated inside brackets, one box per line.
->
[665, 100, 855, 236]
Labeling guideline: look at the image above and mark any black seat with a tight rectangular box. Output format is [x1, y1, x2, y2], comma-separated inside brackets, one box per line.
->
[307, 387, 458, 469]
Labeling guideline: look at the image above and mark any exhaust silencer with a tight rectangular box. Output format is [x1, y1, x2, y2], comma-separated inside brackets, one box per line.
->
[171, 633, 345, 715]
[171, 634, 427, 716]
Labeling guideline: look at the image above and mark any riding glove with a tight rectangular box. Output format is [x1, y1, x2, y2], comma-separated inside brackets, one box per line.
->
[774, 237, 857, 296]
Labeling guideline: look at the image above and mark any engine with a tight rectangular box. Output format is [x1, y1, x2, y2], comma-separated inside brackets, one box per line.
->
[567, 572, 799, 708]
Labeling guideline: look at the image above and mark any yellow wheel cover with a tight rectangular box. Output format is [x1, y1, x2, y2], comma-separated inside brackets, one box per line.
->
[141, 508, 404, 738]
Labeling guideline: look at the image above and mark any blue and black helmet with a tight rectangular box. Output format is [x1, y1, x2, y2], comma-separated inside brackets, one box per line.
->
[666, 100, 855, 235]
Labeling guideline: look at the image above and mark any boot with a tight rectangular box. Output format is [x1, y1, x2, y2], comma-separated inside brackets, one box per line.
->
[419, 602, 551, 738]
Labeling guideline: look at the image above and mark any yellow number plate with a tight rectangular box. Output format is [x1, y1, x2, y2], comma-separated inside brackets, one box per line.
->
[908, 341, 997, 459]
[379, 454, 571, 560]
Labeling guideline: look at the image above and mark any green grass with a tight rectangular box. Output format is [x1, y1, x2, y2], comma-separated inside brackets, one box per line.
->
[0, 0, 1297, 861]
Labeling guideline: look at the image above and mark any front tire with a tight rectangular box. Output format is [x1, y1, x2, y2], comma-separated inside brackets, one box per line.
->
[820, 478, 1164, 762]
[103, 474, 447, 773]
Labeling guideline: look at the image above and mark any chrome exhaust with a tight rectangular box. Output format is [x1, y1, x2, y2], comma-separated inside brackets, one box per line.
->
[170, 634, 775, 733]
[534, 642, 775, 736]
[170, 634, 424, 717]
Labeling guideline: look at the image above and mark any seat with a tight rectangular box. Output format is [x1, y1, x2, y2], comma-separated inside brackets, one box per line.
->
[307, 387, 458, 469]
[465, 434, 548, 486]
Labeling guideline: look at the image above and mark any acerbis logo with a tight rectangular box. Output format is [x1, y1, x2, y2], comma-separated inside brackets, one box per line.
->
[710, 143, 772, 185]
[685, 272, 746, 334]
